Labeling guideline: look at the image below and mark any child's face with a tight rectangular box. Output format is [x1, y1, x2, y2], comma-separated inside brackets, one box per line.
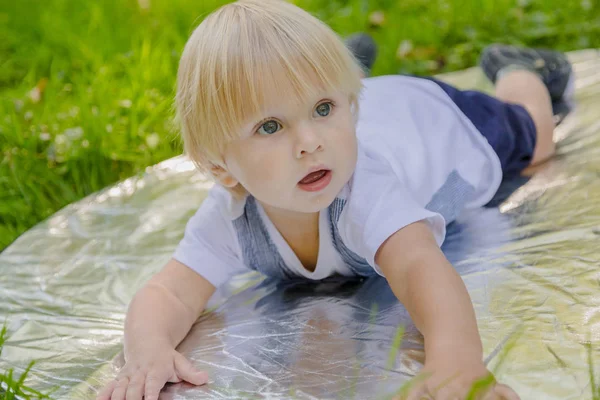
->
[220, 89, 357, 214]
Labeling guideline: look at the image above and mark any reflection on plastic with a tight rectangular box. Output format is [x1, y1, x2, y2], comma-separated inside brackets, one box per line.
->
[1, 50, 600, 400]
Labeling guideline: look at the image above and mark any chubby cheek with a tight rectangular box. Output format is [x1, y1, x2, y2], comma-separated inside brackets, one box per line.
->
[330, 119, 358, 167]
[226, 142, 290, 194]
[342, 136, 358, 169]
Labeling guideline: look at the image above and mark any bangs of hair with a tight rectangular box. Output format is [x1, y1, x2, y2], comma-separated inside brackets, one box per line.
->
[176, 0, 363, 169]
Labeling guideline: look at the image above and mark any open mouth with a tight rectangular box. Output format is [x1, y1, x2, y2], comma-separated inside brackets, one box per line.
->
[298, 169, 332, 192]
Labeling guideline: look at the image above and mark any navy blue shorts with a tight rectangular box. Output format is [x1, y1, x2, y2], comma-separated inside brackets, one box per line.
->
[427, 77, 537, 177]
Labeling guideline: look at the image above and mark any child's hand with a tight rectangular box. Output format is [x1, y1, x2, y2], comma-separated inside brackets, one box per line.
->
[394, 359, 520, 400]
[96, 346, 208, 400]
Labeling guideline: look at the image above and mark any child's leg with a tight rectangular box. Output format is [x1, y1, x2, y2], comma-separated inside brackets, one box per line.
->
[494, 70, 555, 165]
[480, 45, 574, 167]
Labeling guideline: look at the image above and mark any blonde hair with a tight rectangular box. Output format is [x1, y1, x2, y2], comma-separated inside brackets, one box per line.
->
[175, 0, 363, 186]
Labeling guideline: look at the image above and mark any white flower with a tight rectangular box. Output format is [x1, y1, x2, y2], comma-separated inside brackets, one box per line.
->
[29, 87, 41, 103]
[396, 40, 414, 59]
[14, 99, 24, 112]
[368, 10, 385, 26]
[145, 133, 160, 149]
[65, 126, 83, 139]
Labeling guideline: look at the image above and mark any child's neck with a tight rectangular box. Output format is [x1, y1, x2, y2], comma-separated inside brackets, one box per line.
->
[261, 203, 320, 272]
[262, 204, 318, 227]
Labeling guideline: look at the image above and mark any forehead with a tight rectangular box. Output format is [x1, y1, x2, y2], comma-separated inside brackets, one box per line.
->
[222, 39, 357, 137]
[260, 81, 330, 114]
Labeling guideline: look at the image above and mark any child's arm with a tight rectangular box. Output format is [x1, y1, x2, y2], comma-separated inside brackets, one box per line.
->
[97, 259, 215, 400]
[376, 221, 519, 399]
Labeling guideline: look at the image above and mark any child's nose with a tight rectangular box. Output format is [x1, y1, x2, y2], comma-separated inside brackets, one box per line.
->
[294, 127, 324, 158]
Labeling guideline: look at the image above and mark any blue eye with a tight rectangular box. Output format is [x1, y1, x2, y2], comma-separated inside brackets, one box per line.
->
[314, 102, 332, 117]
[257, 120, 281, 135]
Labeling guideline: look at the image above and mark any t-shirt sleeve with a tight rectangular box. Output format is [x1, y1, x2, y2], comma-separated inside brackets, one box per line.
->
[340, 152, 447, 274]
[173, 192, 248, 288]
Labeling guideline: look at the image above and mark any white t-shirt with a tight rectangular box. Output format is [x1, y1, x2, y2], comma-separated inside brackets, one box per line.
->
[174, 75, 502, 288]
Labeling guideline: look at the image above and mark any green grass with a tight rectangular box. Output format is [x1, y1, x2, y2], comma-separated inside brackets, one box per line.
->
[1, 0, 600, 249]
[0, 324, 53, 399]
[1, 0, 600, 395]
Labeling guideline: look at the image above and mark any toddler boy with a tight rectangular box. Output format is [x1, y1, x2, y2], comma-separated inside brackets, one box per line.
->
[98, 1, 573, 399]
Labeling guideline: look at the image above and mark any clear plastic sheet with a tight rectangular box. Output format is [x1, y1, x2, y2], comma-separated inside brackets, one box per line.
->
[1, 49, 599, 399]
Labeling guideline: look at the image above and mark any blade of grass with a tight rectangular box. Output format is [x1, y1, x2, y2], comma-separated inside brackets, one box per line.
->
[386, 325, 405, 370]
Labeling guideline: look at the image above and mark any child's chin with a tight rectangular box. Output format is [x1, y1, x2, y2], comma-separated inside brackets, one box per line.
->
[297, 192, 338, 213]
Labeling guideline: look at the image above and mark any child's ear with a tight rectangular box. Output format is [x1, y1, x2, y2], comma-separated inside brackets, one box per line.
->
[209, 163, 239, 188]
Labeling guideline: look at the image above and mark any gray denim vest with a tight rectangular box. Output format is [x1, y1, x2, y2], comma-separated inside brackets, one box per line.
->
[232, 170, 474, 279]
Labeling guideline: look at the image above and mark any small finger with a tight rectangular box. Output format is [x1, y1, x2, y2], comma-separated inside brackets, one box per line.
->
[434, 385, 462, 400]
[110, 377, 129, 400]
[173, 352, 209, 385]
[96, 380, 117, 400]
[492, 384, 521, 400]
[144, 373, 166, 400]
[404, 382, 430, 400]
[125, 370, 146, 400]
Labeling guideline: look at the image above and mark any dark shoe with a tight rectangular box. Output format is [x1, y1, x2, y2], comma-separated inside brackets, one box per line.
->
[345, 33, 378, 76]
[480, 44, 573, 102]
[551, 96, 574, 125]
